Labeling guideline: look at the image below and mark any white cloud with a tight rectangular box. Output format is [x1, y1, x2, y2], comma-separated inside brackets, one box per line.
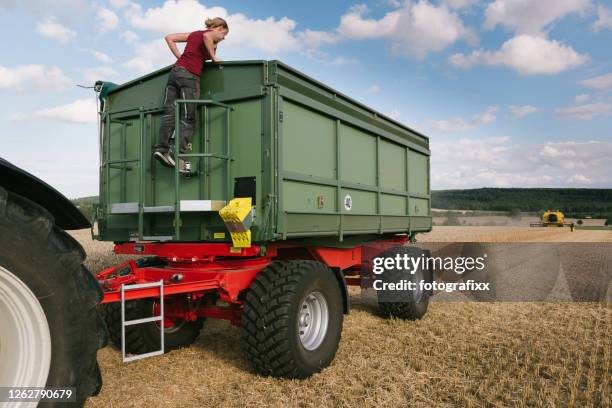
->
[484, 0, 590, 35]
[298, 29, 339, 48]
[555, 103, 612, 120]
[121, 0, 474, 67]
[36, 17, 77, 43]
[441, 0, 480, 10]
[449, 34, 588, 75]
[593, 5, 612, 32]
[509, 104, 540, 118]
[0, 65, 71, 91]
[89, 50, 112, 63]
[226, 15, 300, 53]
[337, 2, 476, 59]
[432, 106, 498, 133]
[123, 38, 174, 74]
[121, 30, 139, 43]
[96, 7, 119, 32]
[83, 67, 118, 83]
[540, 144, 576, 158]
[575, 94, 591, 103]
[567, 174, 592, 184]
[11, 98, 98, 124]
[431, 139, 612, 188]
[125, 0, 300, 54]
[367, 84, 381, 94]
[580, 72, 612, 91]
[109, 0, 130, 8]
[473, 105, 498, 125]
[432, 117, 471, 133]
[337, 4, 399, 39]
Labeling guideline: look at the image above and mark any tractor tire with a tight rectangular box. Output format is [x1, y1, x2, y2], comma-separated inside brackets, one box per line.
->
[101, 299, 204, 355]
[240, 260, 343, 379]
[377, 246, 431, 320]
[0, 187, 106, 406]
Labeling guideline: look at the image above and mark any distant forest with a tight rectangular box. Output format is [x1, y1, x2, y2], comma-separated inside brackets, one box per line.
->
[72, 196, 98, 221]
[432, 188, 612, 218]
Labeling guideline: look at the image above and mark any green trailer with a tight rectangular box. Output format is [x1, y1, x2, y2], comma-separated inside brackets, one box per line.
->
[95, 60, 433, 378]
[94, 60, 431, 243]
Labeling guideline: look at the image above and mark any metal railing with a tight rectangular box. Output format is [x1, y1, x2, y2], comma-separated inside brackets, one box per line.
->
[173, 99, 232, 240]
[102, 99, 232, 241]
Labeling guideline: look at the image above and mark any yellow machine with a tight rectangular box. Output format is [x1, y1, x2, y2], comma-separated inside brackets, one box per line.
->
[530, 210, 572, 228]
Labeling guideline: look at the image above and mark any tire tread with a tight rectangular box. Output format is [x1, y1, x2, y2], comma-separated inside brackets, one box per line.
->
[0, 186, 105, 404]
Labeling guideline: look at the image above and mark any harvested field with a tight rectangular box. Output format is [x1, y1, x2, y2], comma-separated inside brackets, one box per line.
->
[420, 226, 612, 242]
[432, 215, 607, 228]
[75, 228, 611, 408]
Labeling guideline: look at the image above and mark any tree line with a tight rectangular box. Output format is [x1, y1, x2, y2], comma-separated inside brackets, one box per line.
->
[432, 188, 612, 218]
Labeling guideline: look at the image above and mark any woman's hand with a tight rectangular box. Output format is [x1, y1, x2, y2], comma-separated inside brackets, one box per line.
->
[203, 32, 220, 63]
[165, 33, 189, 59]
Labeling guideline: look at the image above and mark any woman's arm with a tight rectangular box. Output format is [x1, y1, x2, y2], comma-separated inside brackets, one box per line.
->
[203, 32, 220, 63]
[165, 33, 189, 59]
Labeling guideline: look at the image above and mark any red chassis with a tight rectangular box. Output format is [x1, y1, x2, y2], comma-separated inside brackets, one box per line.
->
[96, 236, 409, 326]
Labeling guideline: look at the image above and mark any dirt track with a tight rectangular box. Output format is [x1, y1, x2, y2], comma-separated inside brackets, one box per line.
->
[76, 227, 611, 408]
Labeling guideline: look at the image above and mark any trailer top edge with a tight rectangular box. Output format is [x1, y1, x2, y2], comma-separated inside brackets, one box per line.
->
[104, 60, 429, 143]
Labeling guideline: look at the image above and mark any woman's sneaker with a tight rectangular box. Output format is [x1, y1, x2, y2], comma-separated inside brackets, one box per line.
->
[153, 150, 175, 167]
[178, 158, 191, 175]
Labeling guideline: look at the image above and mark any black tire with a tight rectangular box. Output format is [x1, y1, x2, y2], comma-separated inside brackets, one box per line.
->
[101, 298, 204, 354]
[377, 246, 431, 320]
[240, 260, 343, 378]
[0, 187, 106, 406]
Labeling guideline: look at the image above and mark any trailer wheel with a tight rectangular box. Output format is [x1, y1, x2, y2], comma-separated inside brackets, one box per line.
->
[0, 188, 105, 405]
[377, 246, 431, 320]
[241, 260, 343, 378]
[101, 298, 204, 354]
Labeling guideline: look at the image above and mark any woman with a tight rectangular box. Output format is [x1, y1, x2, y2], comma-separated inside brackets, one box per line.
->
[154, 17, 229, 174]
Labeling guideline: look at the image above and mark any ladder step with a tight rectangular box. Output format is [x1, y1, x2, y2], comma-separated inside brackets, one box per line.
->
[123, 350, 164, 363]
[124, 316, 163, 326]
[122, 281, 166, 290]
[110, 200, 226, 214]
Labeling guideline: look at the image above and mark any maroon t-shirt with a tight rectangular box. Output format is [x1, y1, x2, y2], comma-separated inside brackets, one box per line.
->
[175, 30, 215, 76]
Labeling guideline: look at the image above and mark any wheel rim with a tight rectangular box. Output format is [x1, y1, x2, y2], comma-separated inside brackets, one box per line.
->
[152, 301, 186, 333]
[0, 266, 52, 387]
[298, 291, 329, 351]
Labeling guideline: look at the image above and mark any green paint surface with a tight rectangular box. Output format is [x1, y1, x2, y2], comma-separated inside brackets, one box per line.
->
[97, 61, 431, 243]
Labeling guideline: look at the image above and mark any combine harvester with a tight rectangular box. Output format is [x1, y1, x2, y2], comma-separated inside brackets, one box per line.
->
[530, 210, 573, 228]
[93, 60, 433, 378]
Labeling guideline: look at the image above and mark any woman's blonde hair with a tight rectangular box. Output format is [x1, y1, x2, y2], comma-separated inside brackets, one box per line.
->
[205, 17, 229, 32]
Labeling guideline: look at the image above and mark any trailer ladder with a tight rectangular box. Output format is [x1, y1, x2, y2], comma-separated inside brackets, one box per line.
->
[120, 280, 164, 362]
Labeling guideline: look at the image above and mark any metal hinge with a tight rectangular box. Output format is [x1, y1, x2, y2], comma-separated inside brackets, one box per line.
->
[279, 111, 283, 122]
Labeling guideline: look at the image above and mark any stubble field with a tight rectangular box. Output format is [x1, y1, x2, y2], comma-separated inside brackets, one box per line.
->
[79, 227, 611, 408]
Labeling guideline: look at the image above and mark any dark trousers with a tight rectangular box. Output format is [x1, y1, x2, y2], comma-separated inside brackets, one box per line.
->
[157, 65, 200, 154]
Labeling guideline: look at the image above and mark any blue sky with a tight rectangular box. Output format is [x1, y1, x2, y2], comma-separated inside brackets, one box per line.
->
[1, 0, 611, 197]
